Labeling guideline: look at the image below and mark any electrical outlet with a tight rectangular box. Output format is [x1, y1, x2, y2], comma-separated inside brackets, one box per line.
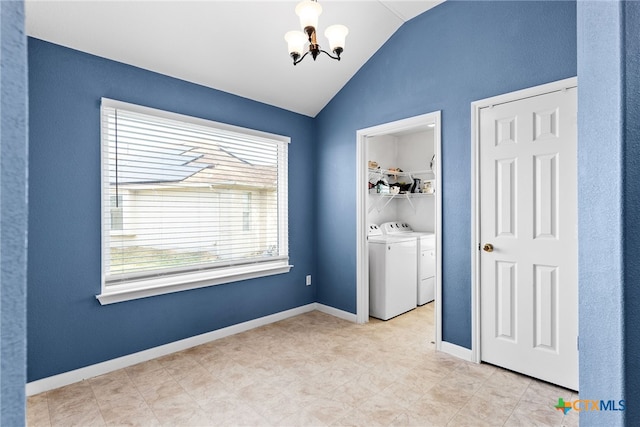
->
[306, 275, 312, 286]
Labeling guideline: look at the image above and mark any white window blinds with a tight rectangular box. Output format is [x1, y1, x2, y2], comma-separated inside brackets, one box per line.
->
[100, 98, 289, 300]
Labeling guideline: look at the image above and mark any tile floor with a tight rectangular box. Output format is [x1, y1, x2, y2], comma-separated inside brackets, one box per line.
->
[27, 303, 579, 426]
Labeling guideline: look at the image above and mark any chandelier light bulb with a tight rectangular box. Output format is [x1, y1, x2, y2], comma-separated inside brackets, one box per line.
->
[324, 24, 348, 52]
[295, 0, 322, 33]
[285, 31, 307, 56]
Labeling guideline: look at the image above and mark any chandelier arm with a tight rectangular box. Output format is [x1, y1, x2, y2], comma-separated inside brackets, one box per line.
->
[320, 49, 341, 61]
[293, 51, 310, 66]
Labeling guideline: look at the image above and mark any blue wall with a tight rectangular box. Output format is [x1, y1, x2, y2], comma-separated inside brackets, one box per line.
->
[577, 1, 624, 424]
[27, 39, 317, 381]
[315, 1, 577, 348]
[0, 0, 28, 423]
[623, 1, 640, 422]
[577, 1, 640, 425]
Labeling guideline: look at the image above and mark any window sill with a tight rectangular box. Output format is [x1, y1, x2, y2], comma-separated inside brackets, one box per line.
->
[96, 261, 292, 305]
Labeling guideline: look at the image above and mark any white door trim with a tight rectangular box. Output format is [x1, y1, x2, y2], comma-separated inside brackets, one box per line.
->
[356, 112, 442, 347]
[470, 77, 578, 363]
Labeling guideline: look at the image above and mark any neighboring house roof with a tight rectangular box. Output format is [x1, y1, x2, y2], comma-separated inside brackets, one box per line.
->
[113, 139, 277, 189]
[182, 143, 277, 189]
[111, 145, 209, 185]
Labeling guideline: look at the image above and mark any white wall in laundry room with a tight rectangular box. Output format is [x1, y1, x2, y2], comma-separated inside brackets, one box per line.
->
[366, 130, 435, 232]
[396, 130, 435, 232]
[367, 134, 398, 226]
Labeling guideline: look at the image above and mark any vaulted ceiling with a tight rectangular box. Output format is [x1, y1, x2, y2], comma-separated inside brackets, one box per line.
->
[26, 1, 444, 117]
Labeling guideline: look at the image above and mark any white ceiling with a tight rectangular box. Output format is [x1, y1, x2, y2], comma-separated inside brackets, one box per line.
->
[25, 1, 444, 117]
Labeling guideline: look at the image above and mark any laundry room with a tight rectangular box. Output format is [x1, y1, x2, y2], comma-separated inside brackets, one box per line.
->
[366, 123, 438, 321]
[367, 128, 436, 231]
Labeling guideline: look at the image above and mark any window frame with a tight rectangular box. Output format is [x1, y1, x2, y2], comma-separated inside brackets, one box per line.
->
[97, 98, 291, 305]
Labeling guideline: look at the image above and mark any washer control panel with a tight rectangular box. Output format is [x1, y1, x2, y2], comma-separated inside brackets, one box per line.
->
[381, 222, 413, 234]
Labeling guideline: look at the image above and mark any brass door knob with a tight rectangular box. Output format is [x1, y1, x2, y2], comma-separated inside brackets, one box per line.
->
[483, 243, 494, 252]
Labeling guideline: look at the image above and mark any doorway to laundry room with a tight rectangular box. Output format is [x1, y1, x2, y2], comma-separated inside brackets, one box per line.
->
[356, 112, 442, 348]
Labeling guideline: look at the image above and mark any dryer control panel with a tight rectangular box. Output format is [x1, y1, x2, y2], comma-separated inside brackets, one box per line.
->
[367, 224, 383, 237]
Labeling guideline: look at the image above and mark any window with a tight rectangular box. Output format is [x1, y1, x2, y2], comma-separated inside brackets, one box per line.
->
[98, 98, 290, 304]
[110, 195, 123, 231]
[243, 192, 252, 232]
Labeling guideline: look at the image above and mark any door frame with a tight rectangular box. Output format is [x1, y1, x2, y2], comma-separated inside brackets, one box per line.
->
[356, 111, 442, 347]
[470, 77, 578, 363]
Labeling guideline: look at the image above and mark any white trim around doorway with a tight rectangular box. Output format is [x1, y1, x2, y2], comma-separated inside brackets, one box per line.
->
[356, 111, 442, 348]
[470, 77, 578, 364]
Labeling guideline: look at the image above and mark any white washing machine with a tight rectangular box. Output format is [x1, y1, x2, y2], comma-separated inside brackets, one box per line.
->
[380, 222, 436, 305]
[367, 224, 417, 320]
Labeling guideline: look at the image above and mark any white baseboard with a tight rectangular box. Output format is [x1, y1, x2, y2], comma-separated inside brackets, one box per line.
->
[26, 303, 317, 396]
[315, 303, 357, 322]
[440, 341, 474, 362]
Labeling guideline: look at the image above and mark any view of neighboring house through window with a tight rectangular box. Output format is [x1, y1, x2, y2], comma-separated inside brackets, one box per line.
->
[243, 192, 252, 232]
[99, 98, 289, 302]
[110, 195, 123, 231]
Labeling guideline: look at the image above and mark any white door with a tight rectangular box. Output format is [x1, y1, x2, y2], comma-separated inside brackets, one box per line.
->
[479, 86, 578, 390]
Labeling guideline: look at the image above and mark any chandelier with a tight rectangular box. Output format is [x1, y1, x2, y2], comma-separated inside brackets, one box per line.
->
[284, 0, 349, 66]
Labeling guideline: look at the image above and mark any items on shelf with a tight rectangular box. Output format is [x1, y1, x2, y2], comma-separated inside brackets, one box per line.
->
[410, 178, 421, 193]
[367, 166, 436, 214]
[374, 182, 389, 194]
[368, 166, 434, 195]
[422, 180, 434, 194]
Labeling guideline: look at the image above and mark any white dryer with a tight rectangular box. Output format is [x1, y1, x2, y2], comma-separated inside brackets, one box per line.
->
[367, 224, 417, 320]
[380, 222, 436, 305]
